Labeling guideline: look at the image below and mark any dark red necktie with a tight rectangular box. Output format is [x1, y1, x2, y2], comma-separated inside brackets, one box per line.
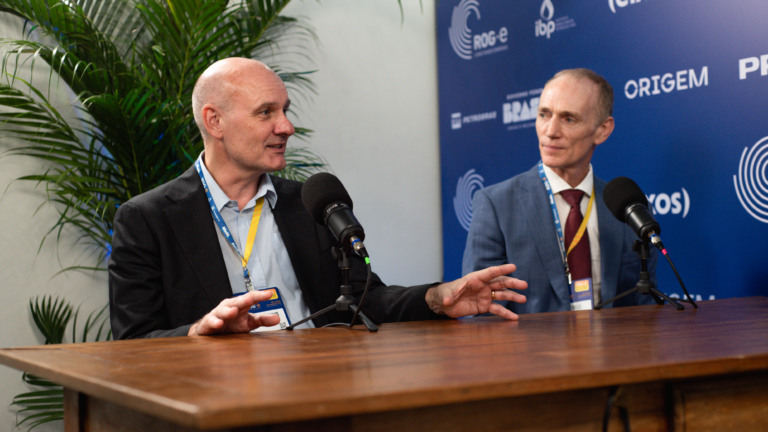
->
[560, 189, 592, 281]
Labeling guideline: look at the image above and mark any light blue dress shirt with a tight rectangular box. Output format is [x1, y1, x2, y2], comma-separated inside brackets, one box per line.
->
[196, 153, 314, 329]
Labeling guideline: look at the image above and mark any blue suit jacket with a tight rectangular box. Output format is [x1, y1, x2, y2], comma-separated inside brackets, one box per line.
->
[462, 165, 657, 313]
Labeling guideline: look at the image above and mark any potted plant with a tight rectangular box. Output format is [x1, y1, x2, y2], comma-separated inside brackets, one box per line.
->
[0, 0, 324, 429]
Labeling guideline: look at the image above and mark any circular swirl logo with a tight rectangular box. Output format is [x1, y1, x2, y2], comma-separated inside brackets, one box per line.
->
[454, 169, 485, 231]
[733, 136, 768, 223]
[448, 0, 481, 61]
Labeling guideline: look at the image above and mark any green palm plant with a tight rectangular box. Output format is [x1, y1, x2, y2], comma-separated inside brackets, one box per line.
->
[11, 296, 111, 430]
[0, 1, 324, 429]
[0, 0, 324, 267]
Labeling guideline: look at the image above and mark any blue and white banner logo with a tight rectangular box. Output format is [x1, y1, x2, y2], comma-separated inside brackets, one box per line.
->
[454, 169, 485, 231]
[535, 0, 576, 39]
[449, 0, 480, 60]
[648, 188, 690, 218]
[734, 136, 768, 223]
[608, 0, 644, 14]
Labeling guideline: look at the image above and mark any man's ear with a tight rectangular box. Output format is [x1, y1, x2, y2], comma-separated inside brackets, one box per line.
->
[202, 104, 223, 139]
[594, 116, 615, 146]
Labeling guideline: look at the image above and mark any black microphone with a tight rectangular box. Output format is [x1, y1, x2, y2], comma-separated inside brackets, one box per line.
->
[301, 172, 368, 258]
[603, 176, 664, 250]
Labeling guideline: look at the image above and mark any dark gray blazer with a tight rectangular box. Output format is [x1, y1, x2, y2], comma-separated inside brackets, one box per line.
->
[462, 165, 657, 313]
[109, 166, 440, 339]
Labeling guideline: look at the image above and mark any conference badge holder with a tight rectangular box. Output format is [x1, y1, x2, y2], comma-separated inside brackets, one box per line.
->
[569, 277, 594, 311]
[234, 287, 291, 332]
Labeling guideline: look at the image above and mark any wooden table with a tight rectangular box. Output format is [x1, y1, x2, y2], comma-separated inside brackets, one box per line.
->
[1, 297, 767, 431]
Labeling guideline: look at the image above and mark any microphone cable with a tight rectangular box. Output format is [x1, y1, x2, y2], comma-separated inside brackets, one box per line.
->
[350, 260, 373, 328]
[651, 234, 698, 308]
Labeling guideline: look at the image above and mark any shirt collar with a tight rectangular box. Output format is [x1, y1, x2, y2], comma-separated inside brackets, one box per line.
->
[542, 163, 594, 196]
[196, 152, 278, 211]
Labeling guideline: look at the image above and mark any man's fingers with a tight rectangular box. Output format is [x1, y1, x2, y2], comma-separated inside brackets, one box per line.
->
[487, 302, 520, 320]
[476, 263, 517, 281]
[493, 288, 527, 304]
[234, 290, 274, 310]
[252, 313, 281, 329]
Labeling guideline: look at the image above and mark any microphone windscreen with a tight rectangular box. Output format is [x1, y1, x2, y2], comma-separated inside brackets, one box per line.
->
[603, 177, 649, 222]
[301, 172, 353, 224]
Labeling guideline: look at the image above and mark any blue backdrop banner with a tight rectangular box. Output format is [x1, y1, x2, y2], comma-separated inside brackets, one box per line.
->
[436, 0, 768, 300]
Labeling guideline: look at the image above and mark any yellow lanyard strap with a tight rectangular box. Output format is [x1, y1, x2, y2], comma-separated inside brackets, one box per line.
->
[241, 197, 264, 269]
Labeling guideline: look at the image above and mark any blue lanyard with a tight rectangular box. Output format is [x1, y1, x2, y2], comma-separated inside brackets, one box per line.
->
[195, 159, 262, 291]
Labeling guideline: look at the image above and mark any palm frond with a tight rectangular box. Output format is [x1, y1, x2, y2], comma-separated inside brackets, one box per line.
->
[1, 0, 327, 267]
[11, 384, 64, 430]
[12, 296, 111, 430]
[29, 295, 72, 345]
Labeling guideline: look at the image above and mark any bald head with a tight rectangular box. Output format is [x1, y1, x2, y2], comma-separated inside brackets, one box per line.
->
[192, 58, 282, 137]
[545, 68, 613, 124]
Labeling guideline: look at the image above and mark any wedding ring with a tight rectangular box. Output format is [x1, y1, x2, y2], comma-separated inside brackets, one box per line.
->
[491, 290, 496, 300]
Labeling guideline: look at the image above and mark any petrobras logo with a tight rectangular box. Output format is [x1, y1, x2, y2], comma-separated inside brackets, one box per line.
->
[502, 88, 542, 131]
[738, 53, 768, 80]
[451, 112, 462, 130]
[624, 66, 709, 100]
[646, 188, 690, 218]
[448, 0, 509, 60]
[454, 169, 485, 231]
[450, 110, 498, 131]
[535, 0, 576, 40]
[734, 136, 768, 223]
[608, 0, 644, 14]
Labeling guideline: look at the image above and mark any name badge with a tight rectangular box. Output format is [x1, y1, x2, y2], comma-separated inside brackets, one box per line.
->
[234, 287, 291, 331]
[569, 278, 594, 311]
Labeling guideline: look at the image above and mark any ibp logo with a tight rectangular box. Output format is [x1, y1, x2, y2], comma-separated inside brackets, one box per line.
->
[734, 136, 768, 223]
[449, 0, 508, 60]
[608, 0, 643, 14]
[647, 188, 690, 218]
[534, 0, 576, 40]
[454, 169, 485, 230]
[535, 0, 555, 39]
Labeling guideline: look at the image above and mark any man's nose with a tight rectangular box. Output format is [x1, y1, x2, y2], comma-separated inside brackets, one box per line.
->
[275, 113, 295, 136]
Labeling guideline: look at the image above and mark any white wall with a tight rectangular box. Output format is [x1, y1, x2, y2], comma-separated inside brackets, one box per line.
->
[282, 0, 442, 286]
[0, 2, 440, 431]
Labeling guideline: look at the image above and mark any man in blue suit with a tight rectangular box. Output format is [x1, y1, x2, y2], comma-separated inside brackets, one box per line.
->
[462, 68, 657, 314]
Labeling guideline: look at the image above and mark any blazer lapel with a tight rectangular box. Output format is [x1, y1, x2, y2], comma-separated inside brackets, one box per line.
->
[270, 176, 327, 312]
[163, 167, 232, 304]
[522, 167, 571, 305]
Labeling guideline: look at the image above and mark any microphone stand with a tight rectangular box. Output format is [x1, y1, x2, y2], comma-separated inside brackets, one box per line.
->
[595, 240, 684, 310]
[287, 245, 378, 332]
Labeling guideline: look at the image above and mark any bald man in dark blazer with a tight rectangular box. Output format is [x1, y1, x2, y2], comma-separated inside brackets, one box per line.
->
[109, 57, 528, 339]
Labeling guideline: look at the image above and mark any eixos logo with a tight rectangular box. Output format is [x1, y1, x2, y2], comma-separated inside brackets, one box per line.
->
[647, 189, 690, 218]
[734, 136, 768, 223]
[454, 169, 485, 230]
[608, 0, 643, 14]
[449, 0, 508, 60]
